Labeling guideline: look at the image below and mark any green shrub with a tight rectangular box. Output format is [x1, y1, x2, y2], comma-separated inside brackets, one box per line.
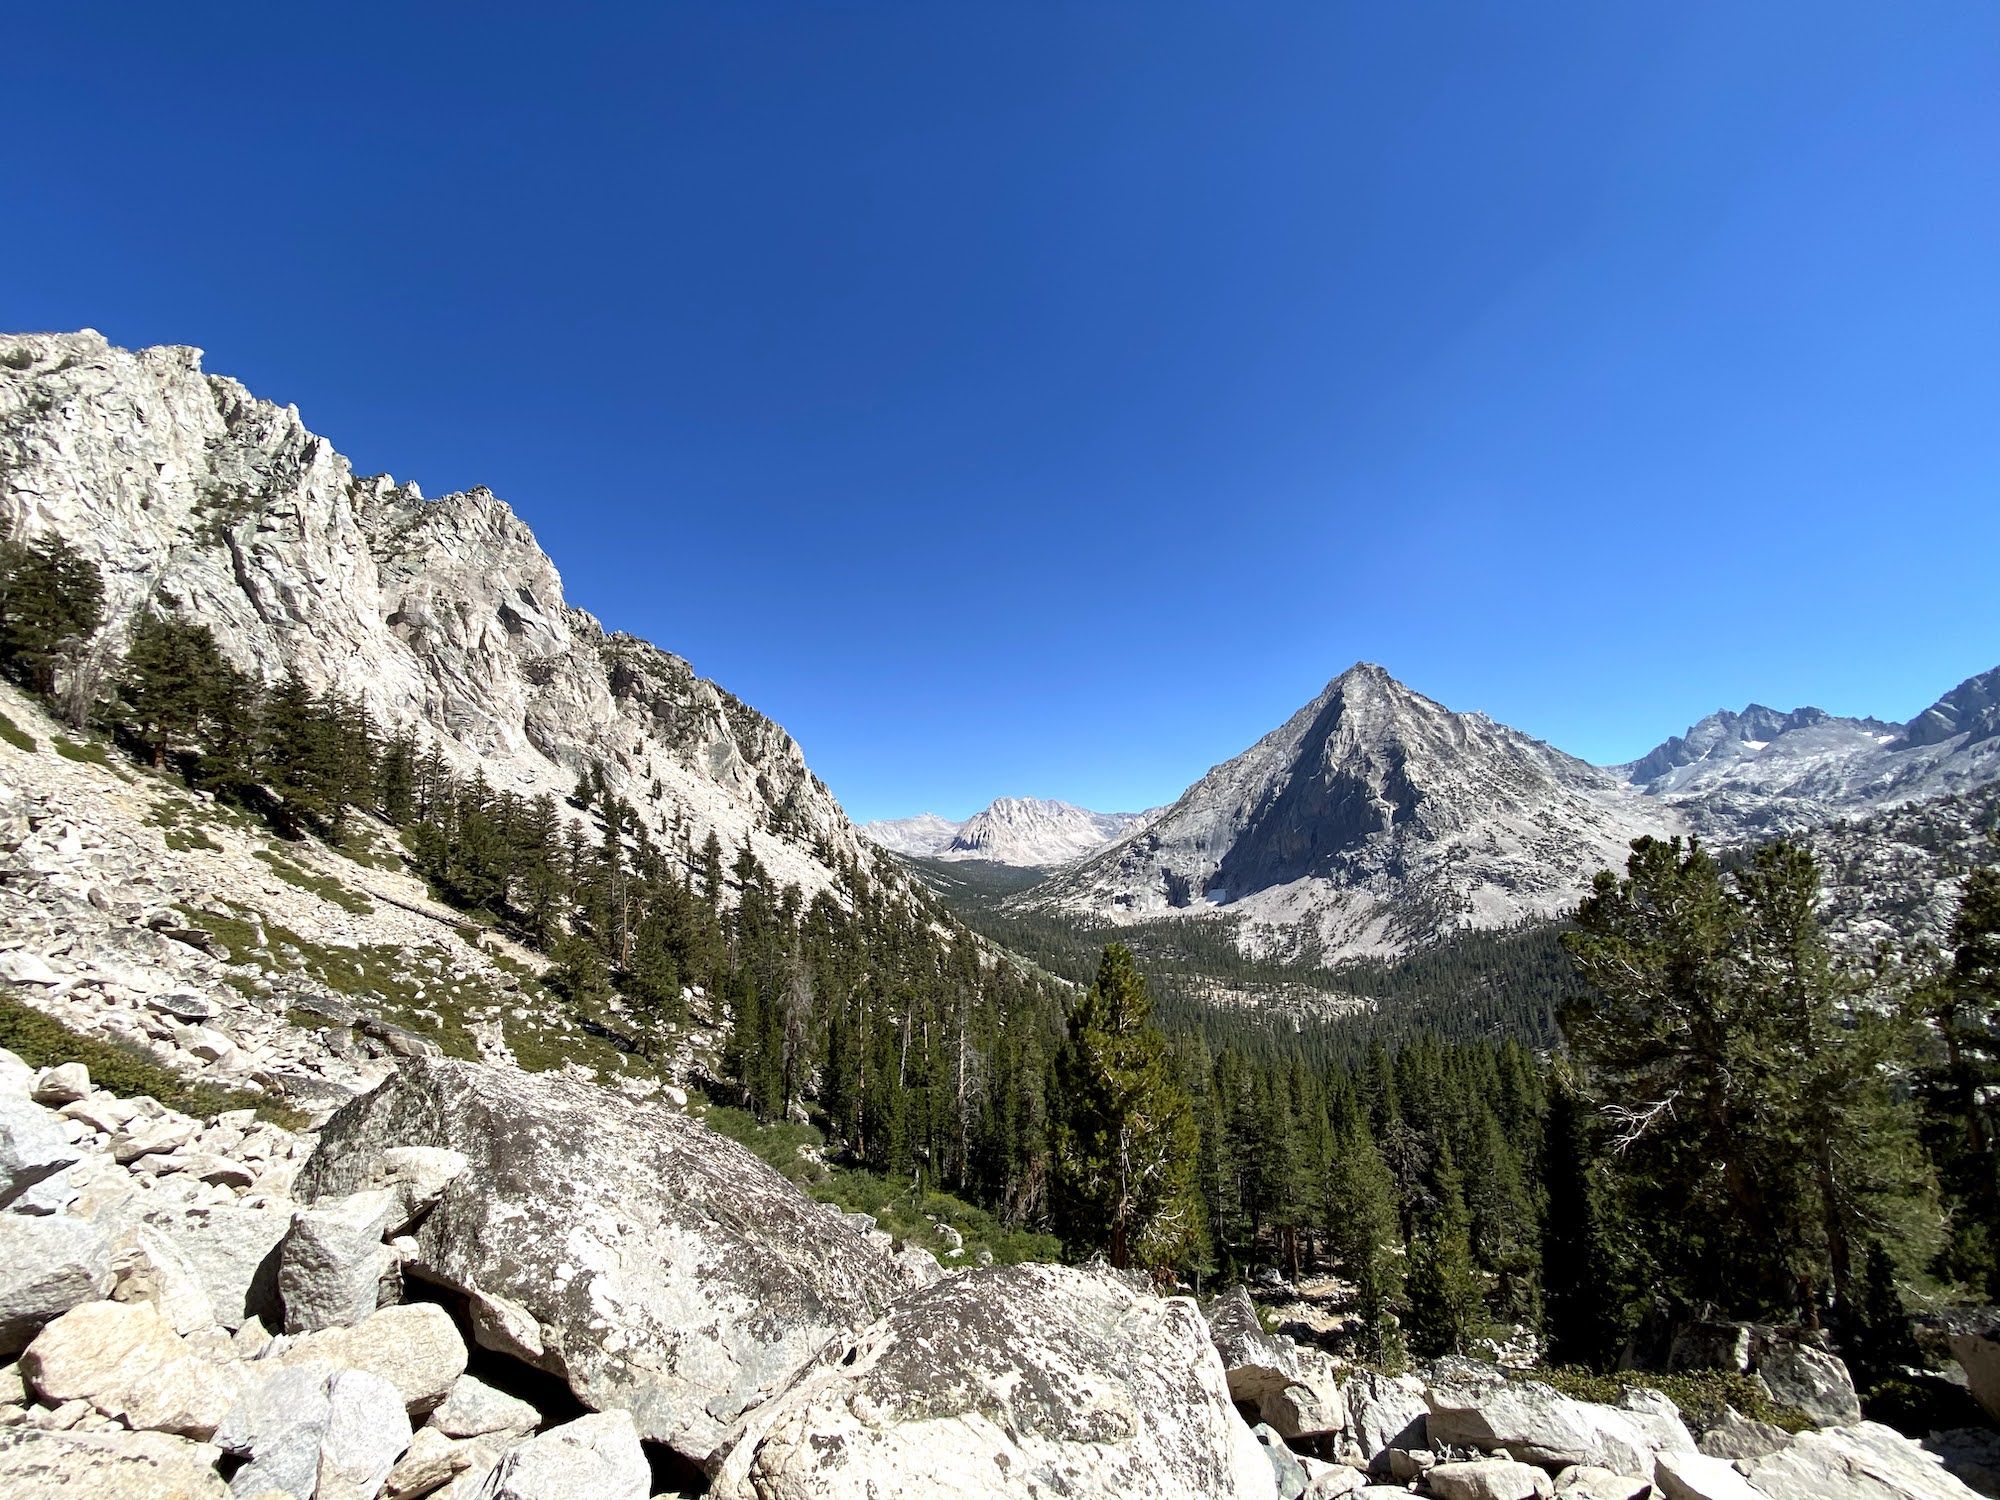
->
[1527, 1366, 1815, 1434]
[252, 849, 374, 914]
[695, 1103, 1061, 1266]
[0, 708, 35, 752]
[53, 736, 111, 766]
[0, 990, 300, 1126]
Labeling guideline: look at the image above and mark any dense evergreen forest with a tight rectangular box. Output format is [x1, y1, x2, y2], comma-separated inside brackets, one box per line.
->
[6, 524, 2000, 1406]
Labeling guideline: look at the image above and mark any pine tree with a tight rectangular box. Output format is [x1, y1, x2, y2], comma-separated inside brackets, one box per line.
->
[1325, 1115, 1406, 1363]
[117, 611, 246, 767]
[1461, 1102, 1541, 1330]
[1920, 866, 2000, 1295]
[0, 530, 104, 697]
[1563, 837, 1937, 1328]
[1404, 1142, 1485, 1358]
[1050, 945, 1203, 1271]
[257, 672, 352, 837]
[1539, 1065, 1633, 1367]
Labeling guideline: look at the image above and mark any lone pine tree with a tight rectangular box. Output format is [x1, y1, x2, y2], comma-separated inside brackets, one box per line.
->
[1050, 944, 1203, 1272]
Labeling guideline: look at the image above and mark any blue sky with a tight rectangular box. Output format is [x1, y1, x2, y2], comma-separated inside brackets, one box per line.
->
[6, 5, 1998, 823]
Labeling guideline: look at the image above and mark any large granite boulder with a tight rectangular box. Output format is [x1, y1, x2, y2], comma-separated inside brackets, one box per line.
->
[0, 1426, 231, 1499]
[710, 1263, 1278, 1500]
[1754, 1340, 1861, 1427]
[1423, 1362, 1692, 1476]
[1341, 1368, 1428, 1469]
[1949, 1325, 2000, 1425]
[0, 1213, 113, 1354]
[0, 1095, 81, 1207]
[1204, 1284, 1346, 1441]
[1742, 1420, 1983, 1499]
[296, 1057, 900, 1465]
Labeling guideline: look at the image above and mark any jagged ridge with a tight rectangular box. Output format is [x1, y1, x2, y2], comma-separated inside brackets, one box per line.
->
[0, 330, 867, 900]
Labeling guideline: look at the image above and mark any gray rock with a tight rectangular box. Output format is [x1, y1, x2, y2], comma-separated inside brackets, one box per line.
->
[0, 1214, 113, 1355]
[427, 1373, 539, 1440]
[149, 991, 215, 1023]
[128, 1203, 290, 1330]
[0, 951, 59, 987]
[29, 1065, 89, 1107]
[279, 1189, 399, 1332]
[1301, 1465, 1367, 1498]
[1340, 1369, 1428, 1471]
[385, 1426, 476, 1500]
[1951, 1327, 2000, 1425]
[1744, 1420, 1982, 1499]
[1427, 1458, 1554, 1500]
[1205, 1285, 1346, 1440]
[1755, 1340, 1861, 1426]
[710, 1263, 1277, 1500]
[215, 1362, 335, 1500]
[1696, 1407, 1792, 1462]
[0, 1425, 231, 1499]
[6, 1166, 79, 1216]
[0, 1096, 81, 1208]
[1654, 1449, 1762, 1500]
[1423, 1363, 1685, 1476]
[0, 1046, 35, 1097]
[1552, 1466, 1652, 1500]
[298, 1057, 898, 1463]
[468, 1412, 649, 1500]
[1254, 1421, 1308, 1499]
[107, 1223, 217, 1336]
[275, 1302, 467, 1415]
[371, 1146, 468, 1233]
[319, 1368, 413, 1500]
[21, 1300, 240, 1439]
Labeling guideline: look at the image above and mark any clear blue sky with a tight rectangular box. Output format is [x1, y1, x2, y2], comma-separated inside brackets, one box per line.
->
[6, 5, 1997, 823]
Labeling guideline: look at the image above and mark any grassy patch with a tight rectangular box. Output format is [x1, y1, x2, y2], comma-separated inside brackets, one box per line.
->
[0, 708, 35, 752]
[53, 736, 112, 766]
[701, 1103, 1062, 1267]
[335, 824, 407, 873]
[0, 989, 301, 1127]
[1527, 1366, 1815, 1434]
[253, 849, 374, 915]
[146, 800, 227, 853]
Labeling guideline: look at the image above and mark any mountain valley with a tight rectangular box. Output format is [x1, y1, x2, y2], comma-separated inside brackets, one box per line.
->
[0, 330, 1996, 1499]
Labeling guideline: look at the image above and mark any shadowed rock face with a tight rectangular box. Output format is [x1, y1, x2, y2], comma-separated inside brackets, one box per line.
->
[711, 1263, 1277, 1500]
[296, 1058, 899, 1466]
[1033, 662, 1678, 961]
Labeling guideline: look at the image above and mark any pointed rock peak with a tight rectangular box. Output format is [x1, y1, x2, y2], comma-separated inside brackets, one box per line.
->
[1327, 661, 1401, 694]
[1902, 665, 2000, 748]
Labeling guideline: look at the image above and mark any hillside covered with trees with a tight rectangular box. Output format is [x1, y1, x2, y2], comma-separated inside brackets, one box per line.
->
[6, 521, 2000, 1424]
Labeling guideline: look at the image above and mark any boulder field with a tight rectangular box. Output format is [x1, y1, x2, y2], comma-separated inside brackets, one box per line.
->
[0, 1048, 1987, 1498]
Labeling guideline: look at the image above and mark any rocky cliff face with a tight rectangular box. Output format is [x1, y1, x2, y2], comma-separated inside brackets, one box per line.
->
[1618, 667, 2000, 839]
[0, 330, 864, 901]
[1025, 661, 2000, 964]
[1027, 664, 1683, 961]
[863, 798, 1153, 867]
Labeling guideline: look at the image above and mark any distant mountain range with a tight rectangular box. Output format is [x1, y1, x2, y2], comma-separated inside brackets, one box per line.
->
[1013, 661, 2000, 964]
[863, 797, 1155, 868]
